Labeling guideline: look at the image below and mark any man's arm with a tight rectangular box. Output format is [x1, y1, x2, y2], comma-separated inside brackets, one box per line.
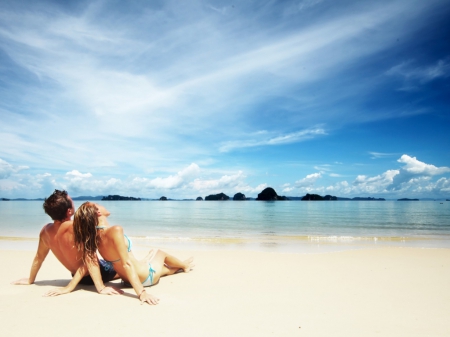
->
[11, 230, 50, 285]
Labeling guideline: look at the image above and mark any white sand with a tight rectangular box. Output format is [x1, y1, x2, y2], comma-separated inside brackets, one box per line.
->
[2, 247, 450, 336]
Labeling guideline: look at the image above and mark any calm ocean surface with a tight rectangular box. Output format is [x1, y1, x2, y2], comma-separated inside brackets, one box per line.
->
[1, 200, 449, 252]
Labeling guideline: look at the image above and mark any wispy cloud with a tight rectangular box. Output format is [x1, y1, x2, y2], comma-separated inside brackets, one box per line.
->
[387, 59, 450, 82]
[386, 58, 450, 91]
[369, 152, 398, 159]
[0, 158, 28, 179]
[219, 128, 326, 152]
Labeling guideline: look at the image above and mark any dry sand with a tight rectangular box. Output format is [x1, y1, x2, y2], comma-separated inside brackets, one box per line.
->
[2, 246, 450, 336]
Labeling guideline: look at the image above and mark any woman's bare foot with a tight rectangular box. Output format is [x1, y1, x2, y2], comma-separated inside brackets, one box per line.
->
[183, 257, 194, 273]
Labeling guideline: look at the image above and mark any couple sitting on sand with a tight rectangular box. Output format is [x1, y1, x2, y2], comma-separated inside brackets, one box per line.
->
[12, 190, 194, 305]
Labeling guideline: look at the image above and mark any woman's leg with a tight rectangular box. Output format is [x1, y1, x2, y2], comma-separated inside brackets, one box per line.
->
[144, 249, 194, 284]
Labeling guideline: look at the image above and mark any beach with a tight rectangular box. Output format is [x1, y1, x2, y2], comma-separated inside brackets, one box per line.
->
[3, 246, 450, 336]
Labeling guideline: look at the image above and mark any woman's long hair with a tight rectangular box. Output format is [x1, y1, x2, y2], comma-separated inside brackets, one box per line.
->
[73, 202, 99, 264]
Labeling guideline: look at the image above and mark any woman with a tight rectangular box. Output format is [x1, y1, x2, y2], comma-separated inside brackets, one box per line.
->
[72, 202, 193, 305]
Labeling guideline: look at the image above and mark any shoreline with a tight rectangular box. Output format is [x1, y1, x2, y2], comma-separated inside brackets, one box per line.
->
[3, 245, 450, 336]
[2, 233, 450, 253]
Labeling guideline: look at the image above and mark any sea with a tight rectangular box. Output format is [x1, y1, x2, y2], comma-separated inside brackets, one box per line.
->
[1, 200, 449, 253]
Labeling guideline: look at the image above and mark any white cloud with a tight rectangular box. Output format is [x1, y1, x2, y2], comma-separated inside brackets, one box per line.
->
[397, 155, 450, 175]
[352, 170, 399, 192]
[388, 155, 450, 191]
[282, 183, 294, 193]
[138, 163, 201, 190]
[386, 58, 450, 88]
[190, 171, 245, 192]
[435, 178, 450, 192]
[279, 155, 450, 198]
[66, 170, 93, 178]
[295, 172, 322, 188]
[219, 128, 326, 152]
[314, 165, 331, 172]
[0, 158, 29, 179]
[369, 152, 397, 159]
[320, 155, 450, 197]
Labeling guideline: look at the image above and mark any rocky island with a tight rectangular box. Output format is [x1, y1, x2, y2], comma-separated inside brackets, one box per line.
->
[205, 193, 230, 200]
[233, 193, 246, 200]
[101, 195, 141, 201]
[256, 187, 288, 201]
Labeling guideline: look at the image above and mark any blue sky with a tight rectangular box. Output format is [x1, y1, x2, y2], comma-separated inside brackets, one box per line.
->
[0, 0, 449, 199]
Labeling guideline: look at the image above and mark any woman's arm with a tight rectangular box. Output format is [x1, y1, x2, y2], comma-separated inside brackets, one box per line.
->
[43, 255, 123, 297]
[108, 226, 159, 305]
[43, 263, 88, 297]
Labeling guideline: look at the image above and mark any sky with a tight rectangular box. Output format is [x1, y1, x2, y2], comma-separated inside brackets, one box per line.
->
[0, 0, 449, 200]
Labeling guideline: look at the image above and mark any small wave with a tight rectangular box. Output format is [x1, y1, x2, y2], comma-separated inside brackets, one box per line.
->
[138, 236, 193, 242]
[307, 235, 418, 242]
[0, 236, 38, 241]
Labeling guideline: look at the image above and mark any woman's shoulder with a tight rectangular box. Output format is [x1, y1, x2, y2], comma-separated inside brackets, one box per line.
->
[104, 225, 125, 237]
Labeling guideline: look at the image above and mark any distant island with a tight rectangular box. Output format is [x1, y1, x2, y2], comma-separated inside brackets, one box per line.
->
[302, 194, 337, 201]
[205, 192, 230, 200]
[2, 189, 448, 201]
[72, 195, 104, 201]
[233, 192, 246, 201]
[101, 195, 141, 201]
[298, 193, 385, 201]
[257, 187, 288, 201]
[337, 196, 385, 201]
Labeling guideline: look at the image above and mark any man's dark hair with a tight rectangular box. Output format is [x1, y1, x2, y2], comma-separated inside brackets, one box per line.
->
[43, 190, 72, 221]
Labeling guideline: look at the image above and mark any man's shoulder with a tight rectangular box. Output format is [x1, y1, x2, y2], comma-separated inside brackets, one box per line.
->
[59, 220, 74, 232]
[39, 223, 55, 246]
[40, 222, 53, 235]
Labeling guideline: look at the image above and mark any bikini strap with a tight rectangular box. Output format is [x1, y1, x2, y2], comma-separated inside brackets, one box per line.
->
[124, 234, 132, 252]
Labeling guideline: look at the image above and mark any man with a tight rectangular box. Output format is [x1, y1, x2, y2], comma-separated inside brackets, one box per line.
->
[12, 190, 122, 296]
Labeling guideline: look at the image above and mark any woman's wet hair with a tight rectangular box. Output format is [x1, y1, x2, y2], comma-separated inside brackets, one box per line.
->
[43, 190, 72, 221]
[73, 202, 99, 264]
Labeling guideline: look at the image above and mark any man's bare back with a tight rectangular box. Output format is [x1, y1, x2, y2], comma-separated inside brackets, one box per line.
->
[40, 220, 81, 274]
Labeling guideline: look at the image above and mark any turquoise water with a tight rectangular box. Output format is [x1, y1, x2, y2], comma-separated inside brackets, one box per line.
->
[1, 200, 449, 252]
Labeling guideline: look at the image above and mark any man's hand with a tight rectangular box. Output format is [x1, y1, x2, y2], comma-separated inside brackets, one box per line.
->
[139, 289, 159, 305]
[11, 278, 32, 285]
[100, 286, 124, 295]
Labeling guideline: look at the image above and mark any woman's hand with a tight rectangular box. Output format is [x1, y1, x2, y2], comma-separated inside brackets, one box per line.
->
[139, 289, 159, 305]
[99, 286, 124, 295]
[43, 286, 72, 297]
